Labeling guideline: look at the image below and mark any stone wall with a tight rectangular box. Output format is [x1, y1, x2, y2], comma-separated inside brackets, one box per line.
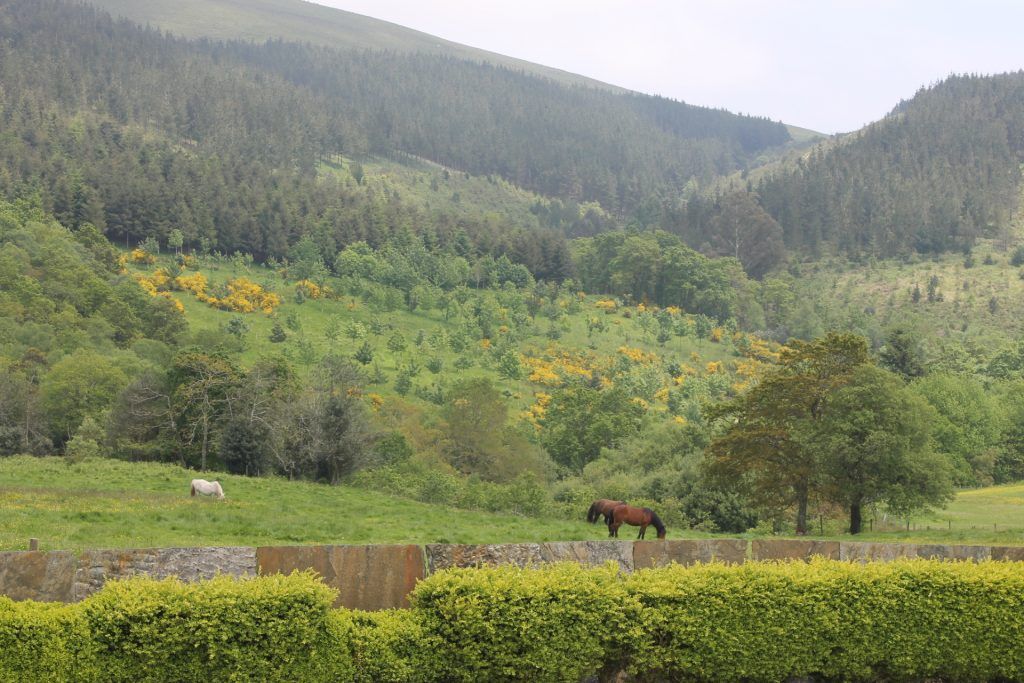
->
[1, 539, 1021, 610]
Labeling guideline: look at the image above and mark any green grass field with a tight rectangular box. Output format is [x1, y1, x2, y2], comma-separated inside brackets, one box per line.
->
[1, 457, 1019, 551]
[0, 457, 610, 552]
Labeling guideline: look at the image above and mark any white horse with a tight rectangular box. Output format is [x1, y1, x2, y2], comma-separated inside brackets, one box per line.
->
[190, 478, 225, 499]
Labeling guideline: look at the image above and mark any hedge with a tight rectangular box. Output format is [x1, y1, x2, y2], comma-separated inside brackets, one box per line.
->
[81, 572, 345, 683]
[0, 598, 92, 683]
[622, 559, 1024, 682]
[1, 560, 1023, 682]
[410, 562, 631, 682]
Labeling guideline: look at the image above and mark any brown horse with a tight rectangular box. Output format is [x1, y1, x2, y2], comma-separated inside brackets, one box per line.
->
[608, 504, 666, 539]
[587, 499, 626, 533]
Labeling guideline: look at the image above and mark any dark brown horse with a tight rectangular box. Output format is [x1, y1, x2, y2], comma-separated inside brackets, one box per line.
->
[587, 499, 626, 530]
[608, 504, 666, 540]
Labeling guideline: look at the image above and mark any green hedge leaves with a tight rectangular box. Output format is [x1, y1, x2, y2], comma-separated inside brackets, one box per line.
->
[1, 559, 1023, 682]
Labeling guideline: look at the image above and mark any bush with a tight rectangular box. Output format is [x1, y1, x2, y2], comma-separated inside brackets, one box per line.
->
[334, 609, 436, 683]
[411, 563, 632, 682]
[621, 559, 1024, 682]
[0, 599, 94, 683]
[3, 561, 1023, 682]
[80, 572, 343, 683]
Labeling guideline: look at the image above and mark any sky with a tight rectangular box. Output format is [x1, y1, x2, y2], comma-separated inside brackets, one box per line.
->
[310, 0, 1024, 134]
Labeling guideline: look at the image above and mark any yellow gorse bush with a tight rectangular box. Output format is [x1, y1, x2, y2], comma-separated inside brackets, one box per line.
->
[130, 248, 155, 265]
[295, 279, 330, 300]
[617, 346, 658, 364]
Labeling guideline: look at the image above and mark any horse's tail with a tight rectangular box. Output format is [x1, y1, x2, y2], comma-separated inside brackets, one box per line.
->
[190, 483, 196, 497]
[587, 501, 600, 524]
[648, 510, 666, 539]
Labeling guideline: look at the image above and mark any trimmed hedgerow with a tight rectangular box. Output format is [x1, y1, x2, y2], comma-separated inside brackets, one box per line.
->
[79, 572, 344, 683]
[333, 608, 437, 683]
[410, 562, 634, 682]
[1, 560, 1023, 682]
[0, 597, 95, 683]
[621, 558, 1024, 682]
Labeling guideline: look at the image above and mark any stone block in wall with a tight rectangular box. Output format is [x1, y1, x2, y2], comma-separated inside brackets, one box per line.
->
[991, 546, 1024, 561]
[257, 544, 424, 610]
[0, 551, 76, 602]
[633, 539, 748, 570]
[750, 539, 841, 562]
[425, 541, 634, 574]
[73, 546, 255, 601]
[839, 542, 919, 562]
[425, 543, 545, 573]
[539, 541, 634, 572]
[916, 544, 991, 562]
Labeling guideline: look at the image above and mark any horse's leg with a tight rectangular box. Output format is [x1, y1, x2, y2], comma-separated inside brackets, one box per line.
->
[638, 523, 647, 540]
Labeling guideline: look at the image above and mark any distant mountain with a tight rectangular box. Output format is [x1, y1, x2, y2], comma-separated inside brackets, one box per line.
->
[660, 73, 1024, 267]
[1, 0, 790, 266]
[84, 0, 630, 93]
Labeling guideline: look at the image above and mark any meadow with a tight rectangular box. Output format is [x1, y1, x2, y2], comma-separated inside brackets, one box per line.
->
[0, 456, 608, 551]
[1, 456, 1019, 552]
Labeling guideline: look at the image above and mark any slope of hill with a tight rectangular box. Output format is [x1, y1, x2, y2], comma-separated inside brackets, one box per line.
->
[776, 239, 1024, 358]
[751, 73, 1024, 256]
[1, 0, 790, 265]
[85, 0, 626, 93]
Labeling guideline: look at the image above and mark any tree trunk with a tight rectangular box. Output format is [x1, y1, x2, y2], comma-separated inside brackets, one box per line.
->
[200, 414, 209, 470]
[850, 502, 863, 534]
[795, 485, 809, 535]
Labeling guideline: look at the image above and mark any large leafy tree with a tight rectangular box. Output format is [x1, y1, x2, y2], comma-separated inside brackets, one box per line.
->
[169, 351, 240, 470]
[708, 191, 785, 279]
[40, 350, 129, 444]
[705, 333, 870, 533]
[540, 385, 644, 473]
[911, 373, 1004, 486]
[810, 366, 953, 533]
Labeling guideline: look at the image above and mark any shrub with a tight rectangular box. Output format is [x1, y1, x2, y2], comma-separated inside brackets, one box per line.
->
[80, 572, 343, 683]
[411, 563, 632, 682]
[0, 598, 95, 683]
[3, 561, 1023, 682]
[334, 609, 436, 683]
[621, 559, 1024, 682]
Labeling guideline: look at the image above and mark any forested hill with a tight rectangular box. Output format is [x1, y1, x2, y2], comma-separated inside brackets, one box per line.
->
[0, 0, 788, 269]
[84, 0, 626, 93]
[675, 73, 1024, 260]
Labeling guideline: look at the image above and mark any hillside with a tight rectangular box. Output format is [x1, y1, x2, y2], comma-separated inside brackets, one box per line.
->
[0, 0, 790, 268]
[85, 0, 627, 93]
[784, 240, 1024, 353]
[754, 74, 1024, 256]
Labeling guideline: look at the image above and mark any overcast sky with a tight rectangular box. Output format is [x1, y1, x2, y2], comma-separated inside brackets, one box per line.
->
[310, 0, 1024, 134]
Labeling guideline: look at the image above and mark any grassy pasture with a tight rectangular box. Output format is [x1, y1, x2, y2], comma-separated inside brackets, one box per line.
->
[1, 456, 1020, 551]
[0, 456, 608, 551]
